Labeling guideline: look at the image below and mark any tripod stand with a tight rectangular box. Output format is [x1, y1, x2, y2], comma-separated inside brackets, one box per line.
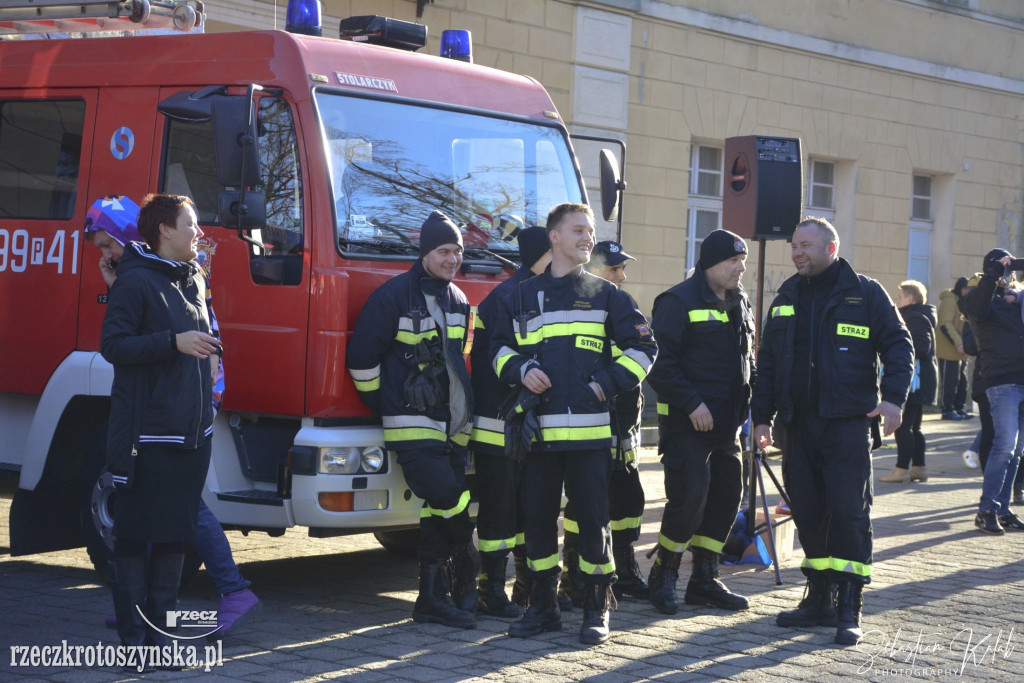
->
[744, 447, 792, 585]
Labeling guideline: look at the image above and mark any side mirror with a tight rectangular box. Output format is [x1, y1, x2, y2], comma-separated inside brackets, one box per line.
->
[599, 148, 625, 223]
[218, 190, 267, 230]
[211, 93, 261, 188]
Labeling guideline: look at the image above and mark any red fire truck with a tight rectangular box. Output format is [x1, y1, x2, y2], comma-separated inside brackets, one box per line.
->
[0, 1, 623, 573]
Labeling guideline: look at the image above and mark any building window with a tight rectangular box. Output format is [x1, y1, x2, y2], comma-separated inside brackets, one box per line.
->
[911, 174, 932, 220]
[687, 143, 722, 270]
[908, 174, 933, 285]
[807, 159, 835, 213]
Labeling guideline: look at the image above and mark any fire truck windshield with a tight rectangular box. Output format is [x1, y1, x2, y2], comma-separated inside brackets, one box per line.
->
[317, 93, 584, 261]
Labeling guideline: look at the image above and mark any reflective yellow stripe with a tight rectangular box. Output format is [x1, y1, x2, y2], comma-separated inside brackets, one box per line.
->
[352, 378, 380, 391]
[479, 536, 516, 552]
[837, 323, 869, 339]
[515, 532, 525, 546]
[610, 515, 642, 532]
[801, 556, 872, 577]
[527, 553, 560, 572]
[771, 305, 795, 318]
[615, 353, 647, 382]
[384, 427, 446, 442]
[563, 518, 579, 535]
[451, 431, 470, 447]
[516, 321, 607, 346]
[690, 534, 725, 553]
[474, 316, 485, 330]
[658, 532, 689, 553]
[579, 557, 615, 576]
[422, 489, 471, 519]
[470, 427, 504, 446]
[622, 447, 638, 464]
[688, 309, 728, 323]
[540, 425, 612, 442]
[395, 329, 439, 345]
[448, 325, 466, 340]
[657, 402, 668, 416]
[493, 347, 517, 376]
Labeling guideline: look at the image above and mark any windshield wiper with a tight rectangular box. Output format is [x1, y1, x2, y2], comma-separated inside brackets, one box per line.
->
[339, 238, 419, 256]
[463, 247, 518, 271]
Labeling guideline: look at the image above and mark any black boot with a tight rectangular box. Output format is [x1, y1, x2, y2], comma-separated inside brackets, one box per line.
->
[557, 532, 583, 611]
[580, 580, 614, 645]
[449, 541, 481, 614]
[776, 571, 837, 627]
[413, 560, 476, 629]
[611, 542, 649, 599]
[834, 580, 864, 645]
[509, 570, 562, 638]
[647, 546, 682, 615]
[477, 554, 521, 618]
[510, 545, 531, 608]
[684, 547, 749, 611]
[147, 551, 185, 670]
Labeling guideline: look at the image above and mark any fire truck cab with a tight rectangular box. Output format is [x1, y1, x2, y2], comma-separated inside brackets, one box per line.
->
[0, 1, 622, 571]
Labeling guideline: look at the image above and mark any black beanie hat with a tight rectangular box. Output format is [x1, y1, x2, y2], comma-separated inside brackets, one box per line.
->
[953, 276, 969, 297]
[985, 248, 1012, 267]
[699, 229, 747, 270]
[517, 225, 550, 269]
[419, 210, 463, 256]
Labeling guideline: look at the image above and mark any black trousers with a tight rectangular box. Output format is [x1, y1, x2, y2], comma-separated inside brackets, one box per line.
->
[894, 403, 925, 468]
[564, 458, 645, 549]
[976, 392, 994, 471]
[781, 414, 873, 584]
[523, 449, 612, 580]
[939, 358, 967, 413]
[473, 450, 523, 557]
[657, 429, 742, 554]
[397, 446, 474, 561]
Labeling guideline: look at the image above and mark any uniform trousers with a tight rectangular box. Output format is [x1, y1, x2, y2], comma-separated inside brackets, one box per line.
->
[657, 429, 742, 553]
[780, 414, 873, 584]
[564, 457, 644, 548]
[397, 445, 474, 561]
[523, 449, 612, 578]
[474, 451, 523, 556]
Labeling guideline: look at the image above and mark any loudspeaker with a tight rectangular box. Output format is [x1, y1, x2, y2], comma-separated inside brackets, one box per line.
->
[723, 136, 803, 240]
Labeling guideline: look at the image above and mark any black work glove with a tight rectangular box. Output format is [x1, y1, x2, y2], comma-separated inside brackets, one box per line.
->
[412, 335, 445, 366]
[404, 365, 444, 412]
[501, 387, 542, 461]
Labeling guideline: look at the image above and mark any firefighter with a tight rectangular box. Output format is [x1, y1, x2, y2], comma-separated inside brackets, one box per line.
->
[752, 217, 913, 646]
[490, 203, 657, 645]
[645, 229, 756, 615]
[558, 240, 648, 609]
[347, 210, 479, 629]
[470, 225, 551, 617]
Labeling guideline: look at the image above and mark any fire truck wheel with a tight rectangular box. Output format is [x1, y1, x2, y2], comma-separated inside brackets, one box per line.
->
[373, 528, 420, 558]
[78, 423, 201, 585]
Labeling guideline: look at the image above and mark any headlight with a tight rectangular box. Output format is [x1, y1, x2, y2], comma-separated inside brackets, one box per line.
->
[318, 447, 360, 474]
[361, 446, 385, 473]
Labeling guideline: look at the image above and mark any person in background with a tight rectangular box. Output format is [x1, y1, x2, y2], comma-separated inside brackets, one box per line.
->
[85, 195, 261, 638]
[100, 194, 219, 661]
[879, 281, 937, 483]
[962, 250, 1024, 535]
[469, 225, 551, 617]
[752, 217, 912, 646]
[936, 277, 971, 420]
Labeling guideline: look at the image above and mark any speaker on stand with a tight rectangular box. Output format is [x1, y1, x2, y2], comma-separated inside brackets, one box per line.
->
[723, 136, 803, 582]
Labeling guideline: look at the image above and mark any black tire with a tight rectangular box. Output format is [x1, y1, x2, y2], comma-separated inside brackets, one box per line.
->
[373, 528, 420, 558]
[78, 423, 202, 586]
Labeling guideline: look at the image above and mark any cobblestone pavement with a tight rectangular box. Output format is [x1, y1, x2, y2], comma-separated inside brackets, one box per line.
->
[2, 415, 1021, 681]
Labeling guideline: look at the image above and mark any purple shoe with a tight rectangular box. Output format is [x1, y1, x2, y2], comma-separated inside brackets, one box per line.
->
[216, 588, 262, 637]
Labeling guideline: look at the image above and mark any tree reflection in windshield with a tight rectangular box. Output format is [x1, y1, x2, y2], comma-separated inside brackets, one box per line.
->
[317, 93, 583, 259]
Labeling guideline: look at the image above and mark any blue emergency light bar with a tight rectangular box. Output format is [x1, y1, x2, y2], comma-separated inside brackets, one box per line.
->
[286, 0, 322, 37]
[440, 29, 472, 63]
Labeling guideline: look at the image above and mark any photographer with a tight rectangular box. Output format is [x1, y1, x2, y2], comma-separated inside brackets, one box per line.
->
[962, 250, 1024, 535]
